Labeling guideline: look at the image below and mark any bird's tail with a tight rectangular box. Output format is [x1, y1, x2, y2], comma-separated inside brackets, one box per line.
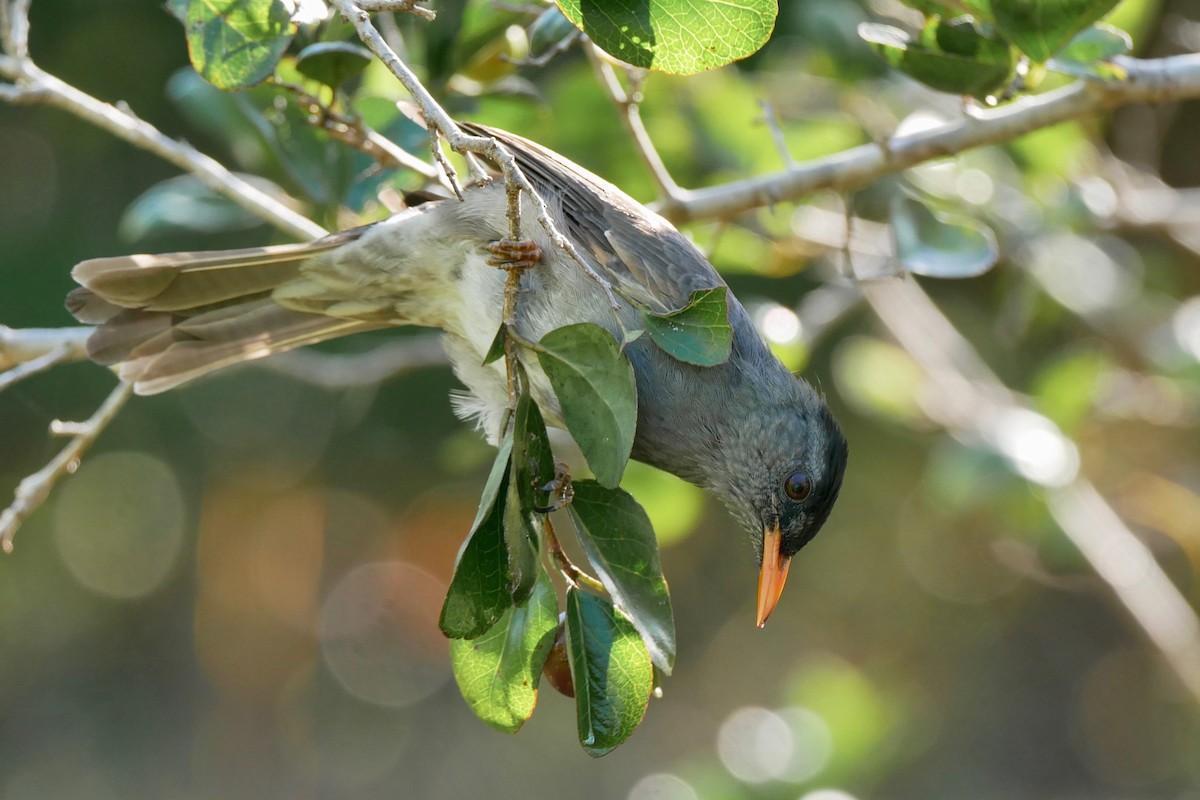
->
[66, 228, 381, 395]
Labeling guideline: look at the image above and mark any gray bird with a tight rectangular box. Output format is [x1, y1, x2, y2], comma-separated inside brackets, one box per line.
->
[66, 123, 847, 626]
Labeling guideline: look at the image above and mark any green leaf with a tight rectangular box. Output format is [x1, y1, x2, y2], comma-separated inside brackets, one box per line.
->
[528, 5, 578, 56]
[569, 481, 675, 675]
[450, 568, 559, 733]
[555, 0, 776, 75]
[1046, 23, 1131, 81]
[891, 195, 998, 278]
[986, 0, 1123, 62]
[439, 434, 516, 639]
[119, 175, 266, 241]
[186, 0, 297, 90]
[859, 20, 1015, 99]
[565, 588, 654, 756]
[642, 287, 733, 367]
[504, 388, 554, 603]
[534, 324, 637, 489]
[483, 324, 507, 366]
[294, 41, 372, 90]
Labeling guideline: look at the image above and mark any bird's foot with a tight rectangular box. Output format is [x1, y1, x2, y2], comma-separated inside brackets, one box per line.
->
[487, 238, 542, 271]
[534, 460, 574, 513]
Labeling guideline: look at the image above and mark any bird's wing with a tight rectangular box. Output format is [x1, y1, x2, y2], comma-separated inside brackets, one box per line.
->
[460, 123, 724, 313]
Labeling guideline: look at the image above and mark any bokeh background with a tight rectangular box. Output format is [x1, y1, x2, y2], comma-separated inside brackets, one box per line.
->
[3, 0, 1200, 798]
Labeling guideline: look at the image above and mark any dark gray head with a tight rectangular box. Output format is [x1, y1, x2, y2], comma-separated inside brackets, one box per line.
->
[702, 361, 848, 626]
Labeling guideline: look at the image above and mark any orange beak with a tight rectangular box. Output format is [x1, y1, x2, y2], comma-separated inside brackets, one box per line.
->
[756, 523, 792, 628]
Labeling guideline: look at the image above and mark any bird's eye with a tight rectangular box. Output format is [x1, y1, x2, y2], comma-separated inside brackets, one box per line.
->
[784, 470, 812, 501]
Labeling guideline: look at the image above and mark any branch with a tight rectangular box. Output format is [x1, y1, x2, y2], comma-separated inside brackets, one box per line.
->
[0, 325, 90, 371]
[0, 11, 326, 240]
[0, 381, 133, 553]
[657, 53, 1200, 224]
[861, 277, 1200, 705]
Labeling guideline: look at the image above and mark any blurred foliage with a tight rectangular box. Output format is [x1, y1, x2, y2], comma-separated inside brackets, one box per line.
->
[3, 0, 1200, 795]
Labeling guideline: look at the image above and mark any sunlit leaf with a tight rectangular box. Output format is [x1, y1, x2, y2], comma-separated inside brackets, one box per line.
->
[891, 195, 998, 278]
[450, 569, 559, 732]
[186, 0, 297, 90]
[295, 41, 372, 90]
[985, 0, 1123, 62]
[439, 434, 515, 639]
[565, 588, 653, 757]
[859, 20, 1015, 99]
[534, 324, 637, 489]
[643, 287, 733, 367]
[555, 0, 776, 75]
[1046, 23, 1131, 81]
[119, 175, 266, 241]
[569, 480, 675, 674]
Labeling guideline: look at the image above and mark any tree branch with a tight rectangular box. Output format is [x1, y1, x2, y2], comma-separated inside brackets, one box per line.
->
[656, 53, 1200, 225]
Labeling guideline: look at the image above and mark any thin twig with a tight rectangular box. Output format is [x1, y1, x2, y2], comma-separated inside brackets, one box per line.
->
[0, 344, 72, 393]
[656, 53, 1200, 224]
[541, 513, 605, 593]
[0, 325, 91, 371]
[0, 381, 133, 553]
[588, 45, 682, 202]
[356, 0, 435, 20]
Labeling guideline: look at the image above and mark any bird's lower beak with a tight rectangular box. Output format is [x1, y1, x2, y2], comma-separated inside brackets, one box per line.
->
[756, 523, 791, 628]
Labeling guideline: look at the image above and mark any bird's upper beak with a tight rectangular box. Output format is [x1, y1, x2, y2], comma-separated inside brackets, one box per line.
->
[756, 522, 791, 628]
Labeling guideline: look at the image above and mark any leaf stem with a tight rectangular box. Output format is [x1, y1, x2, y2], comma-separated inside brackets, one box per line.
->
[540, 514, 605, 594]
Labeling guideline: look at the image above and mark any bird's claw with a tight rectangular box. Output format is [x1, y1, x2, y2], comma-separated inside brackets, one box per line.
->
[533, 460, 573, 513]
[487, 238, 542, 271]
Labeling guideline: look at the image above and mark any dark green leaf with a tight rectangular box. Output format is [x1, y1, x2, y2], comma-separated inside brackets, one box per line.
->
[534, 324, 637, 489]
[859, 20, 1015, 99]
[642, 287, 733, 367]
[987, 0, 1122, 62]
[483, 324, 507, 366]
[569, 481, 675, 674]
[891, 195, 998, 279]
[186, 0, 297, 90]
[119, 175, 266, 241]
[555, 0, 776, 75]
[450, 568, 559, 732]
[439, 434, 515, 639]
[565, 588, 653, 756]
[1046, 23, 1131, 81]
[295, 41, 372, 90]
[504, 388, 553, 603]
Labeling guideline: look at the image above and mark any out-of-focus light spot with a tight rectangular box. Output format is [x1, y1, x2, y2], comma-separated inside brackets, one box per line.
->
[627, 773, 699, 800]
[833, 337, 928, 427]
[1028, 234, 1138, 315]
[320, 561, 449, 708]
[800, 789, 858, 800]
[1172, 296, 1200, 361]
[991, 408, 1079, 487]
[717, 706, 793, 783]
[620, 461, 705, 547]
[955, 168, 994, 205]
[895, 110, 948, 138]
[758, 304, 803, 345]
[284, 0, 330, 23]
[1077, 176, 1118, 218]
[778, 707, 834, 782]
[54, 452, 185, 599]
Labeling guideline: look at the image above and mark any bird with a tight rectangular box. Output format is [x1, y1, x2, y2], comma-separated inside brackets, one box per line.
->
[66, 122, 848, 627]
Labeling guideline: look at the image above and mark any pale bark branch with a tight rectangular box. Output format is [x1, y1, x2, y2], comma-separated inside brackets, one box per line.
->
[656, 53, 1200, 224]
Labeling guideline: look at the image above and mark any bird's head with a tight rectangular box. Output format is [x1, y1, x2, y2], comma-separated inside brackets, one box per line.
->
[704, 373, 848, 627]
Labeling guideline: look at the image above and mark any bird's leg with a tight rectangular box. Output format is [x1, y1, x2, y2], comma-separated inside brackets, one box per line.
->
[533, 459, 573, 513]
[486, 238, 542, 271]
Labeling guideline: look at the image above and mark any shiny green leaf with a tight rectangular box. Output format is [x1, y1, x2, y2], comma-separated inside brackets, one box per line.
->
[643, 287, 733, 367]
[986, 0, 1123, 62]
[565, 588, 653, 756]
[295, 41, 372, 90]
[186, 0, 296, 90]
[534, 324, 637, 488]
[119, 175, 265, 241]
[528, 6, 578, 56]
[450, 569, 559, 732]
[859, 20, 1015, 99]
[439, 434, 515, 639]
[891, 195, 999, 278]
[483, 324, 507, 366]
[555, 0, 776, 75]
[504, 388, 553, 602]
[569, 481, 675, 674]
[1047, 23, 1131, 81]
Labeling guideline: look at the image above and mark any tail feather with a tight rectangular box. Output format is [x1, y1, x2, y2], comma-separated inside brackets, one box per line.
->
[67, 227, 380, 395]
